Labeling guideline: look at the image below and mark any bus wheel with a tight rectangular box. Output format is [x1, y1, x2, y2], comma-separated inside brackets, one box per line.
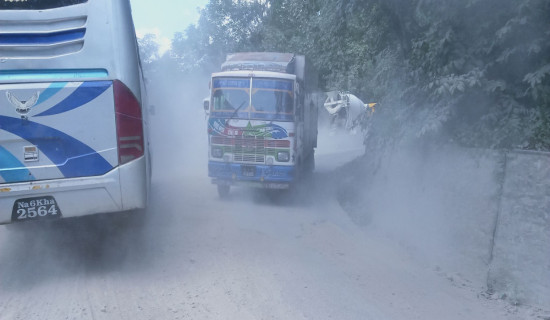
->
[217, 184, 230, 198]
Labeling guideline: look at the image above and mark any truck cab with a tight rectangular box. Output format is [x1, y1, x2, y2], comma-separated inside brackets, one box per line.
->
[205, 52, 318, 197]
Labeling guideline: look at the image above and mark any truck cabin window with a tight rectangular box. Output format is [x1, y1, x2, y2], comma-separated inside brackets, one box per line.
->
[212, 78, 250, 112]
[251, 79, 293, 114]
[212, 89, 249, 111]
[211, 77, 294, 115]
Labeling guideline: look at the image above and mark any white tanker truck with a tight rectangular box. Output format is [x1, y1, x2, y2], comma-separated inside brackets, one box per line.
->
[323, 91, 376, 133]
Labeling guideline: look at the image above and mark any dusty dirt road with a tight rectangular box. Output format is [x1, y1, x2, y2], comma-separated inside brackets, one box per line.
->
[0, 82, 538, 320]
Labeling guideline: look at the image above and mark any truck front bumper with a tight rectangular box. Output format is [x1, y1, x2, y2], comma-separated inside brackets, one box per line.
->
[208, 161, 294, 189]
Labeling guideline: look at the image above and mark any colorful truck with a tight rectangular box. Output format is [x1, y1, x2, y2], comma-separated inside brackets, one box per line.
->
[204, 52, 319, 197]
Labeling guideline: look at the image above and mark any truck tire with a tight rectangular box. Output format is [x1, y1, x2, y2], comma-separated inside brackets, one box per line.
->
[217, 184, 230, 198]
[305, 152, 315, 174]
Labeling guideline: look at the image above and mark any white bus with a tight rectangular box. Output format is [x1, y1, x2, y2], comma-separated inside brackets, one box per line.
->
[0, 0, 150, 224]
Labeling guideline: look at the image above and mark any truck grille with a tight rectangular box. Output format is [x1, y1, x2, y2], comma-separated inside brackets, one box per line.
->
[211, 136, 291, 164]
[233, 137, 265, 163]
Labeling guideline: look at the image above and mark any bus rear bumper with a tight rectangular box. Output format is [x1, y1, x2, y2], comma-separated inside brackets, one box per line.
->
[0, 157, 147, 225]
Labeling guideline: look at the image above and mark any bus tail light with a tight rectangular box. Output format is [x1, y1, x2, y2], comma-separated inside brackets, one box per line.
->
[114, 80, 144, 165]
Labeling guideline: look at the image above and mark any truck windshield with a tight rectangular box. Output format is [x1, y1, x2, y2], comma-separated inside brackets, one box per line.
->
[211, 77, 294, 120]
[251, 78, 293, 114]
[212, 78, 250, 112]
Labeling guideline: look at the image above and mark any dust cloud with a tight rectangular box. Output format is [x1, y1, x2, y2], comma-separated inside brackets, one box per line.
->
[334, 95, 506, 290]
[1, 57, 539, 319]
[0, 66, 491, 290]
[0, 62, 364, 287]
[0, 68, 213, 291]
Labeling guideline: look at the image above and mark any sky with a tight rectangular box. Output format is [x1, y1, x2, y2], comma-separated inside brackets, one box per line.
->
[130, 0, 210, 54]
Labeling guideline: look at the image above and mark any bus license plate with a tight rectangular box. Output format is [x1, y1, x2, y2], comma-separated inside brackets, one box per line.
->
[242, 166, 256, 177]
[12, 196, 62, 222]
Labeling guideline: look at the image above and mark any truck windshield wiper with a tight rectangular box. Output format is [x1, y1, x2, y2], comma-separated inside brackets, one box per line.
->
[228, 100, 247, 122]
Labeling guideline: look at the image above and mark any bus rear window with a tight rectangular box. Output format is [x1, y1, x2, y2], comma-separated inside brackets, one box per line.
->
[0, 0, 87, 10]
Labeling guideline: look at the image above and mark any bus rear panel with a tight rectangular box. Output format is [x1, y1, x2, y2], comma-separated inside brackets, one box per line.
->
[0, 0, 149, 224]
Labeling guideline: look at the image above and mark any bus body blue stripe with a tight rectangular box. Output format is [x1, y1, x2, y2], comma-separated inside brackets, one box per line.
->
[0, 145, 35, 183]
[0, 28, 86, 45]
[0, 69, 108, 81]
[0, 116, 113, 179]
[35, 81, 111, 117]
[36, 82, 68, 106]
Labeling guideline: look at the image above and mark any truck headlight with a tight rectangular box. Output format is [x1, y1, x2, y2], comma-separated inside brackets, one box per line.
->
[277, 151, 290, 162]
[212, 147, 223, 158]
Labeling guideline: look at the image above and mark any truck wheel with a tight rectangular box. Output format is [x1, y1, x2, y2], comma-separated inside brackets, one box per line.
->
[217, 184, 230, 198]
[305, 153, 315, 174]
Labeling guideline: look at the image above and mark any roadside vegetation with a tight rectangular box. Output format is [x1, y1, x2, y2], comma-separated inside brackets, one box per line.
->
[139, 0, 550, 151]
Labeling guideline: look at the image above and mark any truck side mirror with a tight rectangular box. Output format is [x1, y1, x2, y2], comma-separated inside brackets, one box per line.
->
[203, 98, 210, 113]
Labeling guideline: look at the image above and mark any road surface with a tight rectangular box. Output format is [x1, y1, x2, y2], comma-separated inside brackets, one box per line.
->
[0, 82, 543, 320]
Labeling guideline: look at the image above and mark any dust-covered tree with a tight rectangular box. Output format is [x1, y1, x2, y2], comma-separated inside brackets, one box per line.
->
[171, 0, 267, 74]
[168, 0, 550, 150]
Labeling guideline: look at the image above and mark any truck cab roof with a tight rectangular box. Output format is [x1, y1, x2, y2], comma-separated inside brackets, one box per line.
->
[221, 52, 297, 74]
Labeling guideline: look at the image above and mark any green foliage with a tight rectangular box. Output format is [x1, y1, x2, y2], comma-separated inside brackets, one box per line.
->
[138, 34, 160, 66]
[164, 0, 550, 151]
[171, 0, 267, 74]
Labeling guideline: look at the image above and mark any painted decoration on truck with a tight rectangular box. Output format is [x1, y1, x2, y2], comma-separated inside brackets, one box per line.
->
[209, 118, 289, 139]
